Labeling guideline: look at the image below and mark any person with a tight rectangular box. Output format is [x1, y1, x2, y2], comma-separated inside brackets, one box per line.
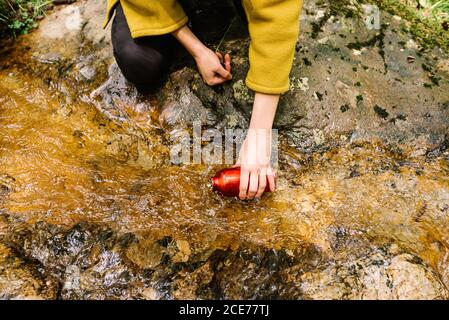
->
[103, 0, 303, 200]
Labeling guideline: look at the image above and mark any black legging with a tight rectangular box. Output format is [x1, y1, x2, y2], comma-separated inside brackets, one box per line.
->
[111, 4, 176, 93]
[111, 1, 246, 94]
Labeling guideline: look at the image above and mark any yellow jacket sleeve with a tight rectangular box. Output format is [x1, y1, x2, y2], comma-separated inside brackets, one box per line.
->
[243, 0, 303, 94]
[104, 0, 302, 94]
[103, 0, 188, 38]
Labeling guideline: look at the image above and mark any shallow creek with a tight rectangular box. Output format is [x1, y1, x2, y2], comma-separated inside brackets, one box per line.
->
[1, 30, 449, 299]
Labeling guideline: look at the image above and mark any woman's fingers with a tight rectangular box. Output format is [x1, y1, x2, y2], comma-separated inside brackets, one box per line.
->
[214, 52, 232, 80]
[247, 170, 259, 199]
[205, 77, 221, 86]
[206, 73, 228, 86]
[239, 168, 250, 200]
[255, 168, 267, 198]
[224, 53, 231, 73]
[215, 65, 232, 80]
[216, 52, 231, 74]
[205, 70, 230, 85]
[267, 167, 276, 192]
[238, 167, 274, 200]
[204, 52, 231, 84]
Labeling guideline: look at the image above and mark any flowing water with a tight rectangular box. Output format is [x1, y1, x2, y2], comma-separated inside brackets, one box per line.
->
[1, 35, 449, 299]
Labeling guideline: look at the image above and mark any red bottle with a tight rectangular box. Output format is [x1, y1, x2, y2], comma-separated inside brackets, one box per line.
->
[211, 167, 271, 197]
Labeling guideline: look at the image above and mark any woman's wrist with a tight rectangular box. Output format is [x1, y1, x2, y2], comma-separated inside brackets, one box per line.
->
[248, 123, 273, 131]
[171, 25, 208, 60]
[192, 44, 209, 61]
[248, 93, 280, 130]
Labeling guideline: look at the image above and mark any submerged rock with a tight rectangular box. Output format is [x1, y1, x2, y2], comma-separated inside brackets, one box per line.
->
[283, 246, 448, 300]
[1, 216, 448, 299]
[0, 242, 58, 299]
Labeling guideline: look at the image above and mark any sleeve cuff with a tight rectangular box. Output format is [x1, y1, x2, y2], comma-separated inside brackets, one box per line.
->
[245, 77, 290, 95]
[130, 16, 188, 37]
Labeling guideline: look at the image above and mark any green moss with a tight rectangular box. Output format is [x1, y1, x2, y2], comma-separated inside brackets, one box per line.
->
[303, 57, 312, 66]
[347, 23, 388, 73]
[311, 0, 356, 39]
[374, 105, 389, 120]
[0, 0, 51, 38]
[421, 62, 441, 86]
[340, 104, 350, 112]
[430, 75, 440, 86]
[311, 11, 331, 39]
[422, 63, 433, 72]
[361, 0, 449, 53]
[323, 0, 448, 52]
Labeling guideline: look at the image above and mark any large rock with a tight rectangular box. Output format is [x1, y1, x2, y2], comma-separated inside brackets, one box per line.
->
[283, 245, 448, 300]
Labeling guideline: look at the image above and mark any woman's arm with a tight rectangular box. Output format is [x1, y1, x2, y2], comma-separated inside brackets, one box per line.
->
[171, 25, 232, 85]
[236, 0, 303, 199]
[242, 0, 302, 94]
[237, 92, 279, 199]
[172, 24, 277, 200]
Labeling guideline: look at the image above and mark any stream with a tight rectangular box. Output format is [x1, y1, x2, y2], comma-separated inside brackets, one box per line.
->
[0, 0, 449, 299]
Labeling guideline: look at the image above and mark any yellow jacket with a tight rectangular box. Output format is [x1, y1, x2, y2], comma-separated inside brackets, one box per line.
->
[104, 0, 303, 94]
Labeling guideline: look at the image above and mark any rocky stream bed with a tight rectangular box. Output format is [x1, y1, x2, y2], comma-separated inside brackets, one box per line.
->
[0, 0, 448, 299]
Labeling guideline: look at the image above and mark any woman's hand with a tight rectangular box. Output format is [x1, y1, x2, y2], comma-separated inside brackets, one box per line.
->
[236, 128, 276, 199]
[236, 93, 280, 200]
[195, 50, 232, 85]
[172, 25, 232, 86]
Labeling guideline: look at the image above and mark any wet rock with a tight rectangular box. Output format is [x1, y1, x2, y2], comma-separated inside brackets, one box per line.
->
[1, 219, 200, 299]
[209, 245, 324, 299]
[172, 262, 214, 299]
[76, 55, 97, 82]
[158, 68, 218, 129]
[89, 63, 142, 122]
[278, 1, 449, 153]
[3, 221, 137, 299]
[282, 245, 449, 300]
[1, 216, 448, 300]
[173, 240, 192, 263]
[32, 52, 62, 64]
[0, 174, 16, 194]
[125, 238, 164, 269]
[0, 243, 58, 299]
[33, 0, 111, 61]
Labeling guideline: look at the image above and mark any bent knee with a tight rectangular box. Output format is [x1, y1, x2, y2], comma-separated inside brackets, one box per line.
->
[113, 42, 168, 88]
